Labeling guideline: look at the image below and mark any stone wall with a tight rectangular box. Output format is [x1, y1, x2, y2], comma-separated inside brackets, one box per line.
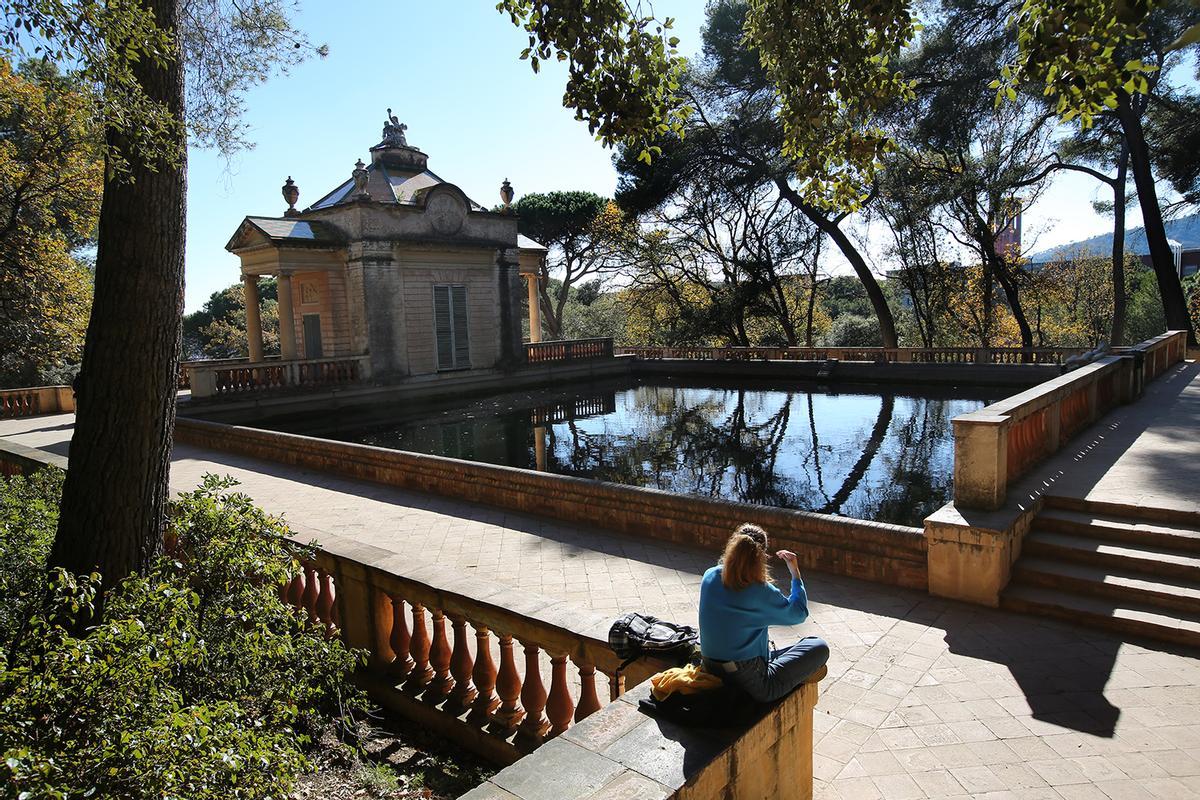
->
[174, 417, 928, 589]
[461, 669, 825, 800]
[394, 246, 500, 375]
[288, 270, 353, 358]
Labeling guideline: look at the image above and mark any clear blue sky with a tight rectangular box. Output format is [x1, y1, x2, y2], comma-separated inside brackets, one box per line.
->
[183, 1, 1124, 312]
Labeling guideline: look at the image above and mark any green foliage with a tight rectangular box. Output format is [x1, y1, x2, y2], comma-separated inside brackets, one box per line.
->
[496, 0, 689, 161]
[998, 0, 1160, 126]
[745, 0, 917, 209]
[0, 470, 61, 646]
[0, 58, 99, 388]
[823, 313, 885, 347]
[183, 278, 280, 360]
[0, 473, 366, 800]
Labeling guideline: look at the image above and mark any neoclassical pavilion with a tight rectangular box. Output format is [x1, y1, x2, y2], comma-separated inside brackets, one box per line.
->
[224, 113, 547, 380]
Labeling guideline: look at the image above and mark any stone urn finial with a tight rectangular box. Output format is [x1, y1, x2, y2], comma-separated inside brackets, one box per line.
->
[282, 176, 299, 217]
[352, 159, 369, 198]
[500, 178, 514, 213]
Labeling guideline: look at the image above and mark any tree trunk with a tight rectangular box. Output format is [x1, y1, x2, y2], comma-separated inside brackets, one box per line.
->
[1118, 93, 1196, 344]
[991, 258, 1034, 350]
[49, 0, 186, 588]
[1110, 143, 1129, 346]
[778, 184, 898, 348]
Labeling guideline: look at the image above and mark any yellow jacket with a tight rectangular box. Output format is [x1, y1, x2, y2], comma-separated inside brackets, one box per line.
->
[650, 663, 724, 701]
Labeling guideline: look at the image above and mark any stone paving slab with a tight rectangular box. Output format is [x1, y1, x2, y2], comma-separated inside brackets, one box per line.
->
[1019, 360, 1200, 515]
[3, 412, 1200, 798]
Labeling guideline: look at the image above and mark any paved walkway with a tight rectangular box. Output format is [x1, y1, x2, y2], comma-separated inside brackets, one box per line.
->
[3, 376, 1200, 799]
[1025, 359, 1200, 515]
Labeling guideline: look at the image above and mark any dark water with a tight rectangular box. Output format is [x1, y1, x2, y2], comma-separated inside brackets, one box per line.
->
[257, 379, 1008, 527]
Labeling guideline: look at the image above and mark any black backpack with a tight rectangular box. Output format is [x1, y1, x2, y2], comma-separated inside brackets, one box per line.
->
[608, 612, 700, 671]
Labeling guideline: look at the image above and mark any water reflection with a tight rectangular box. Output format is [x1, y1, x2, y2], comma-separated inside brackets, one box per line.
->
[263, 380, 1004, 527]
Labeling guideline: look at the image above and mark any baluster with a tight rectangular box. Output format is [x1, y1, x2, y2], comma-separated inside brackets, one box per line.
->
[445, 614, 477, 714]
[608, 671, 625, 701]
[283, 571, 303, 607]
[574, 660, 601, 722]
[389, 596, 414, 678]
[546, 652, 575, 738]
[425, 608, 454, 703]
[301, 565, 319, 624]
[518, 641, 550, 743]
[490, 634, 524, 732]
[316, 570, 335, 633]
[470, 625, 500, 724]
[370, 588, 395, 669]
[329, 580, 341, 635]
[404, 603, 434, 694]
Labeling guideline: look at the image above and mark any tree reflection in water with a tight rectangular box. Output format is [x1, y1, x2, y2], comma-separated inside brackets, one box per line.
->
[284, 380, 1004, 527]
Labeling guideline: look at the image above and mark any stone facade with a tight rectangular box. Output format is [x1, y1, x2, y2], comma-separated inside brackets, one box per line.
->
[225, 117, 546, 380]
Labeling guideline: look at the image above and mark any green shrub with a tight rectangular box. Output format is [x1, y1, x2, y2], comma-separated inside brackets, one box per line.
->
[0, 473, 367, 800]
[0, 469, 62, 648]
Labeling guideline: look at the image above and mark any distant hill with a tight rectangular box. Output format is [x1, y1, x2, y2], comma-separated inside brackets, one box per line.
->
[1028, 213, 1200, 263]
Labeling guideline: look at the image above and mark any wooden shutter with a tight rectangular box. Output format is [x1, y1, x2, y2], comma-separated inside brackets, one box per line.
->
[434, 285, 453, 369]
[451, 285, 470, 368]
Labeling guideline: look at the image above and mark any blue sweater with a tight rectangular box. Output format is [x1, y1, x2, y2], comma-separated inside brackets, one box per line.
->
[698, 565, 809, 662]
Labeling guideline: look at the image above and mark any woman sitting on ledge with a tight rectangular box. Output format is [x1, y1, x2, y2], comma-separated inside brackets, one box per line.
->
[699, 523, 829, 703]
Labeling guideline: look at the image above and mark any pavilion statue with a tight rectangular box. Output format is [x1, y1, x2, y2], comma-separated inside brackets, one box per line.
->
[224, 113, 547, 381]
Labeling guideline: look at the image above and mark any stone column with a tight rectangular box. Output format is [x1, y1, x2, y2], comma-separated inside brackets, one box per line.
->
[526, 274, 542, 344]
[277, 272, 298, 360]
[242, 274, 265, 362]
[534, 425, 547, 471]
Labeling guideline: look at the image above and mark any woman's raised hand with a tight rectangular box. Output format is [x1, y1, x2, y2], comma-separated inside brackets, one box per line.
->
[776, 549, 801, 578]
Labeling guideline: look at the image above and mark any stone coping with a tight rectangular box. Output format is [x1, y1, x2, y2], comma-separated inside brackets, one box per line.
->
[460, 668, 826, 800]
[956, 355, 1124, 423]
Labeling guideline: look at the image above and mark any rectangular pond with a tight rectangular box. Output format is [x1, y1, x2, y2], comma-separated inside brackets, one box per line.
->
[252, 378, 1010, 527]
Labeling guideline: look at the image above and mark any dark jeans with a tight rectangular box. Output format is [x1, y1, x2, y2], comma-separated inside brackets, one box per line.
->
[707, 636, 830, 703]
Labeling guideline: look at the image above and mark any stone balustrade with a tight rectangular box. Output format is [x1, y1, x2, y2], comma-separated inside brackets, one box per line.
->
[0, 386, 75, 419]
[524, 337, 614, 364]
[278, 531, 666, 765]
[951, 331, 1187, 512]
[187, 355, 371, 399]
[617, 345, 1086, 364]
[178, 356, 281, 390]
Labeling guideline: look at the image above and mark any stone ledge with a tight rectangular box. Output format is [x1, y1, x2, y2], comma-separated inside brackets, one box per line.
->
[461, 668, 826, 800]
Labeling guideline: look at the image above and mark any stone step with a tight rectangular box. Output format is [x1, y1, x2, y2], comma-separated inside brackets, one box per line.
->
[1023, 531, 1200, 582]
[1000, 585, 1200, 650]
[1011, 558, 1200, 616]
[1045, 495, 1200, 531]
[1032, 507, 1200, 554]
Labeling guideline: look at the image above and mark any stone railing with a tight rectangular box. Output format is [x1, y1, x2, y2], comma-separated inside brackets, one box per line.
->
[187, 355, 371, 399]
[525, 338, 614, 364]
[1127, 329, 1189, 384]
[178, 356, 280, 390]
[617, 346, 1086, 364]
[952, 330, 1187, 510]
[280, 531, 665, 765]
[461, 667, 826, 800]
[0, 385, 75, 419]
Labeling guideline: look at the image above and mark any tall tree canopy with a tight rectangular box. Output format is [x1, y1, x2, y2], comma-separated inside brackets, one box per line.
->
[0, 59, 99, 387]
[515, 191, 630, 340]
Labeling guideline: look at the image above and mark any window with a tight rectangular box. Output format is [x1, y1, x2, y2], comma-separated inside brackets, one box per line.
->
[434, 284, 470, 370]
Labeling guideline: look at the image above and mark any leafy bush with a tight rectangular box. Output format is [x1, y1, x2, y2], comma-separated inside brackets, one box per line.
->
[823, 313, 884, 347]
[0, 473, 366, 800]
[0, 469, 62, 647]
